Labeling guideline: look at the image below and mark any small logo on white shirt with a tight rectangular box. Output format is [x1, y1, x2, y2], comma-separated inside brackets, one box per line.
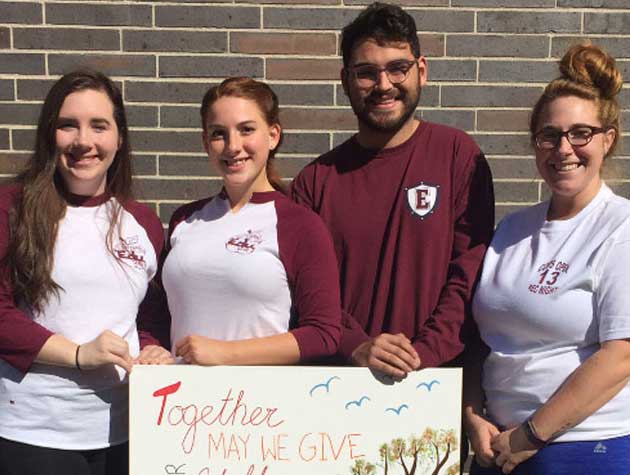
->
[405, 182, 440, 220]
[593, 442, 607, 454]
[114, 235, 147, 270]
[225, 229, 263, 254]
[528, 259, 570, 296]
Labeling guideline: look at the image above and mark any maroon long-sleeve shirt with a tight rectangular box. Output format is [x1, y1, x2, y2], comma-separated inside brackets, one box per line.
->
[291, 121, 495, 367]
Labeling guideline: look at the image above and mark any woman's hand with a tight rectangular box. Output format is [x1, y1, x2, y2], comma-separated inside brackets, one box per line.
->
[465, 412, 500, 467]
[174, 335, 231, 365]
[135, 345, 175, 365]
[78, 330, 134, 373]
[491, 426, 538, 474]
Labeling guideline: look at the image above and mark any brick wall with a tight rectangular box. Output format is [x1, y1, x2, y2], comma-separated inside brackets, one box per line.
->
[1, 0, 630, 225]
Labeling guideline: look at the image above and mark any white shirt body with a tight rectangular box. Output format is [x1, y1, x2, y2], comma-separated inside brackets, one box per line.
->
[474, 185, 630, 442]
[0, 200, 159, 449]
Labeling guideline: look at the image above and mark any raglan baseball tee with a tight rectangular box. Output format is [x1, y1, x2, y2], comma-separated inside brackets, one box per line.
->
[0, 186, 163, 449]
[162, 190, 341, 362]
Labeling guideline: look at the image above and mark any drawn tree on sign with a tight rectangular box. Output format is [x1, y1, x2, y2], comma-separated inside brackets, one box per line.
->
[446, 463, 460, 475]
[351, 458, 376, 475]
[419, 428, 458, 475]
[350, 428, 458, 475]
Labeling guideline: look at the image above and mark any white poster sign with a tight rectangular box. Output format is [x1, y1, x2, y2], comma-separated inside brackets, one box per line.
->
[130, 366, 462, 475]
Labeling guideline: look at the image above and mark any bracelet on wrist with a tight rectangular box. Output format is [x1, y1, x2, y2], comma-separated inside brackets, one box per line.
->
[75, 345, 83, 371]
[521, 417, 547, 449]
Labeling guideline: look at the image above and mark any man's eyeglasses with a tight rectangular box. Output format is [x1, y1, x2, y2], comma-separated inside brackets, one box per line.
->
[348, 60, 418, 88]
[533, 126, 611, 150]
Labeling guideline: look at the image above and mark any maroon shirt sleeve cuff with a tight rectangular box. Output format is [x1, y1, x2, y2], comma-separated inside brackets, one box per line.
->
[336, 309, 371, 361]
[0, 289, 55, 373]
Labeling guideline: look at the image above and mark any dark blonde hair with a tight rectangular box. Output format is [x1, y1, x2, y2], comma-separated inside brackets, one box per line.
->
[7, 70, 133, 311]
[200, 77, 285, 193]
[530, 42, 623, 158]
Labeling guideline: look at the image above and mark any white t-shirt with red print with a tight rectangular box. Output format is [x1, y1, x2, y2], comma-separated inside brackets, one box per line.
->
[0, 188, 163, 450]
[162, 190, 341, 362]
[473, 184, 630, 442]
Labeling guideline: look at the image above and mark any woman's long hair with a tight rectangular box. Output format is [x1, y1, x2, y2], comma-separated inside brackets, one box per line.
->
[200, 77, 286, 193]
[7, 69, 133, 311]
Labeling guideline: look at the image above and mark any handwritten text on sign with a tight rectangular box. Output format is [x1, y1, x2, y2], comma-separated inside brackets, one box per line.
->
[130, 366, 462, 475]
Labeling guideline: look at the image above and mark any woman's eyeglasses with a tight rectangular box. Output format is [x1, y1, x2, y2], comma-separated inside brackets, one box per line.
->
[534, 126, 611, 150]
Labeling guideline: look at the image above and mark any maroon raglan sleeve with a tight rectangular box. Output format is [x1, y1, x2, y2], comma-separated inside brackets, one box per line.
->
[0, 186, 54, 373]
[414, 144, 495, 368]
[275, 198, 342, 362]
[124, 200, 169, 349]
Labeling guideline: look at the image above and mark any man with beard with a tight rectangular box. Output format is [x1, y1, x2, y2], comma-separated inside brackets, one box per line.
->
[291, 2, 495, 377]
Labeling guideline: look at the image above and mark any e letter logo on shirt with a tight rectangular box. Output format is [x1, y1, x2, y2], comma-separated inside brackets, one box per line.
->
[405, 182, 440, 220]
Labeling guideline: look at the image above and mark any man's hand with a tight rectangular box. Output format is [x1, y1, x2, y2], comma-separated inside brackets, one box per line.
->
[350, 333, 421, 377]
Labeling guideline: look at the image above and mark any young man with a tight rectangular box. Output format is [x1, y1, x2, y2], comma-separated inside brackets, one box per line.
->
[291, 2, 495, 377]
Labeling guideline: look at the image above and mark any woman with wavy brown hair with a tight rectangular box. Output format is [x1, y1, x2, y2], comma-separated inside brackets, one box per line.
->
[465, 43, 630, 474]
[148, 77, 341, 366]
[0, 70, 171, 475]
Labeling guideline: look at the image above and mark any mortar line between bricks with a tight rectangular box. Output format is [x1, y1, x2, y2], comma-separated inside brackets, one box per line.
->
[493, 178, 541, 183]
[5, 49, 159, 55]
[136, 175, 219, 181]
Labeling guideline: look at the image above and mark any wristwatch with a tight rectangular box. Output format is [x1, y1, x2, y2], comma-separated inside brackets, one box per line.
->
[521, 417, 547, 449]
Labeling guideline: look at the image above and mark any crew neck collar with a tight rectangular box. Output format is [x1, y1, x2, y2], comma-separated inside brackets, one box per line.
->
[541, 183, 612, 230]
[352, 120, 427, 159]
[63, 190, 112, 207]
[217, 188, 283, 205]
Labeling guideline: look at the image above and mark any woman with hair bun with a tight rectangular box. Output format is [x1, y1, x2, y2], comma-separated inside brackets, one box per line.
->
[0, 70, 172, 475]
[465, 43, 630, 474]
[149, 77, 341, 366]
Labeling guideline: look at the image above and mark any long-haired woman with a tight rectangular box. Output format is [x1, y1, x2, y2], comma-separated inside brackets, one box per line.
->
[0, 70, 171, 475]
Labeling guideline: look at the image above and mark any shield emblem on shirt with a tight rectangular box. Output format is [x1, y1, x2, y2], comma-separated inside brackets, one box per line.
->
[405, 182, 440, 219]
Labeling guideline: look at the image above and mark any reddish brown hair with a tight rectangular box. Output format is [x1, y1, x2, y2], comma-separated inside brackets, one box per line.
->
[530, 42, 623, 158]
[200, 77, 285, 193]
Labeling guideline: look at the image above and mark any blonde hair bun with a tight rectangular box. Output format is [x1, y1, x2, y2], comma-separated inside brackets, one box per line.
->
[559, 42, 623, 99]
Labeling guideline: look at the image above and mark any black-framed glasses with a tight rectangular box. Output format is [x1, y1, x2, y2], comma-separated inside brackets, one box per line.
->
[534, 125, 611, 150]
[348, 60, 418, 87]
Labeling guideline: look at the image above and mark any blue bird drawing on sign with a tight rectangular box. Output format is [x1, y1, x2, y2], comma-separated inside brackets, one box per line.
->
[416, 379, 440, 392]
[385, 404, 409, 415]
[345, 396, 371, 410]
[309, 376, 340, 397]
